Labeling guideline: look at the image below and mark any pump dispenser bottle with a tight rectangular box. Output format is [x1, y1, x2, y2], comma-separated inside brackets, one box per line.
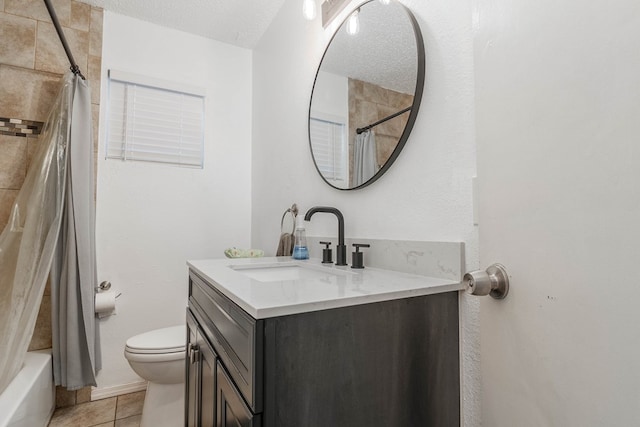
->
[292, 217, 309, 260]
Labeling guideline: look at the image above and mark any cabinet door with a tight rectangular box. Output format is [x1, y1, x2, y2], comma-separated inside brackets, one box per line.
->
[187, 310, 218, 427]
[217, 361, 260, 427]
[198, 331, 216, 427]
[186, 312, 199, 427]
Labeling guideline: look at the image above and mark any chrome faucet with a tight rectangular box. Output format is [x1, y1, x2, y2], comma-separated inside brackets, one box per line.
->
[304, 206, 347, 266]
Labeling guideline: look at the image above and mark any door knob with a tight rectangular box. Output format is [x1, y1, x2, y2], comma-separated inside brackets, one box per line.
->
[464, 263, 509, 299]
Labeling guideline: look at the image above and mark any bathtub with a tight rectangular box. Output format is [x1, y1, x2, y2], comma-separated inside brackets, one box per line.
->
[0, 350, 55, 427]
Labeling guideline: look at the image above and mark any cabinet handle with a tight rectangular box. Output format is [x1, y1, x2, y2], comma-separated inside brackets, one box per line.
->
[189, 343, 200, 364]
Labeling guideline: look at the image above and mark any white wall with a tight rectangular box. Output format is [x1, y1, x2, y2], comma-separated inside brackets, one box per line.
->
[95, 12, 252, 393]
[251, 0, 480, 424]
[310, 70, 348, 121]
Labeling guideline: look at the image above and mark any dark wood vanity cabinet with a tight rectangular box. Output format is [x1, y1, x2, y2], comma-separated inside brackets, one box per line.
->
[186, 269, 460, 427]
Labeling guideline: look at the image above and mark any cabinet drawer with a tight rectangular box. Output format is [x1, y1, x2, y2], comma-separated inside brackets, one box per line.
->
[189, 270, 263, 412]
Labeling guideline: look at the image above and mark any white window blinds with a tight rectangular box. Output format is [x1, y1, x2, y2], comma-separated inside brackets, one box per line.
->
[309, 117, 348, 184]
[106, 70, 205, 167]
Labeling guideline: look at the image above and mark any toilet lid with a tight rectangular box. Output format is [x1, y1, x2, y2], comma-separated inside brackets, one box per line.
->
[125, 325, 185, 354]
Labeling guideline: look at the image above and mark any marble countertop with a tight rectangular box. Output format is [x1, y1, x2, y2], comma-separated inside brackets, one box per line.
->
[187, 257, 464, 319]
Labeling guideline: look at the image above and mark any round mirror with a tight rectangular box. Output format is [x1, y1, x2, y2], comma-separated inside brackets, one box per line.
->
[308, 0, 425, 190]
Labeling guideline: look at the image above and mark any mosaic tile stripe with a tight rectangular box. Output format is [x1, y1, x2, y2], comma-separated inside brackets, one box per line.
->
[0, 117, 44, 138]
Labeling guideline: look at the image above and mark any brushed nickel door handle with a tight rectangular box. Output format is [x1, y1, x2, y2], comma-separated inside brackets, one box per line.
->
[464, 263, 509, 299]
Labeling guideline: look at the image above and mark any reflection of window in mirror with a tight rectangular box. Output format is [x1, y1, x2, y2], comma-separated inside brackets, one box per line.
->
[309, 70, 349, 187]
[310, 116, 348, 186]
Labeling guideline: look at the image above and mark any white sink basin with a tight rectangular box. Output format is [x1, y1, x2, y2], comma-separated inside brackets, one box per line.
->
[230, 263, 351, 282]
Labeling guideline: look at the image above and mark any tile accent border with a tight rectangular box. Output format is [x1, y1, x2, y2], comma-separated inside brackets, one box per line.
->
[0, 116, 43, 137]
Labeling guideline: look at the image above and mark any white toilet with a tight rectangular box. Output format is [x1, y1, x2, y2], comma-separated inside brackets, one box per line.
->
[124, 326, 185, 427]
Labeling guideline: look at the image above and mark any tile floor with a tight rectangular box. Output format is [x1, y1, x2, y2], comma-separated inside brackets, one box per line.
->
[48, 391, 145, 427]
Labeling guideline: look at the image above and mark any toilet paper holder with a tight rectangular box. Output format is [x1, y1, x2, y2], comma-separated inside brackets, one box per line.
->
[96, 281, 121, 299]
[464, 263, 509, 299]
[97, 281, 111, 292]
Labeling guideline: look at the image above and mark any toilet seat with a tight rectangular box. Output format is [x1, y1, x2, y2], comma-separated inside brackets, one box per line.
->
[124, 325, 185, 356]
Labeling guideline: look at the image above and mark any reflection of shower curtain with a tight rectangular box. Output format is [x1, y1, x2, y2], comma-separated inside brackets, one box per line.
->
[0, 72, 100, 394]
[353, 130, 378, 186]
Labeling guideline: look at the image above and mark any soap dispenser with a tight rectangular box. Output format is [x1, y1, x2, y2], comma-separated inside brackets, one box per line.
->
[292, 217, 309, 260]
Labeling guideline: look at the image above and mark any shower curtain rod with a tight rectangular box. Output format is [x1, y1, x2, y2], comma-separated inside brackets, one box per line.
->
[43, 0, 85, 80]
[356, 106, 412, 134]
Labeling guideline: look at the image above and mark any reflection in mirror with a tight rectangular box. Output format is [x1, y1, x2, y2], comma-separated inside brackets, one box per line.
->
[309, 0, 424, 190]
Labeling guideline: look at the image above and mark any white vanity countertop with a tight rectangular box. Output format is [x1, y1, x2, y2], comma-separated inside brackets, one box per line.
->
[187, 257, 464, 319]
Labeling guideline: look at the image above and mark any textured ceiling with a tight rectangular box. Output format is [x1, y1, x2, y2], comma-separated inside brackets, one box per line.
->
[78, 0, 287, 48]
[319, 1, 419, 95]
[78, 0, 422, 95]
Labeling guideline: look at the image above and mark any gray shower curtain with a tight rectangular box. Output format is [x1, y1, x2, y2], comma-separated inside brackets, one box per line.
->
[0, 72, 99, 394]
[50, 72, 101, 390]
[353, 129, 378, 186]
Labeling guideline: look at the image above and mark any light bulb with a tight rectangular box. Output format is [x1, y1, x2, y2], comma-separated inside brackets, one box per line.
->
[303, 0, 317, 20]
[346, 10, 360, 35]
[379, 0, 391, 4]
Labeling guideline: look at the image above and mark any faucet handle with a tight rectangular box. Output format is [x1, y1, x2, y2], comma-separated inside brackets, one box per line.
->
[320, 241, 333, 264]
[351, 243, 370, 269]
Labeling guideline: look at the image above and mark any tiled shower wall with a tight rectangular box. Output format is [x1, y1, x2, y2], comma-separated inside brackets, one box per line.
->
[0, 0, 103, 407]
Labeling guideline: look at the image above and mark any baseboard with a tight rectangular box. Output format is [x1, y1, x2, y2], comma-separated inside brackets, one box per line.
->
[91, 381, 147, 401]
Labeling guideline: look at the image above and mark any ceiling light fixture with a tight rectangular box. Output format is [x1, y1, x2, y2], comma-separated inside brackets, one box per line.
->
[379, 0, 391, 4]
[303, 0, 317, 20]
[346, 9, 360, 35]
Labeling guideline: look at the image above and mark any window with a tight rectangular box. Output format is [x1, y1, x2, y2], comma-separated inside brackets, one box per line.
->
[106, 70, 205, 167]
[309, 117, 348, 185]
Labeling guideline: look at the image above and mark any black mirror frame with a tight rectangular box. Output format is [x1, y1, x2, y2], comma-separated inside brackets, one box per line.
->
[308, 0, 426, 191]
